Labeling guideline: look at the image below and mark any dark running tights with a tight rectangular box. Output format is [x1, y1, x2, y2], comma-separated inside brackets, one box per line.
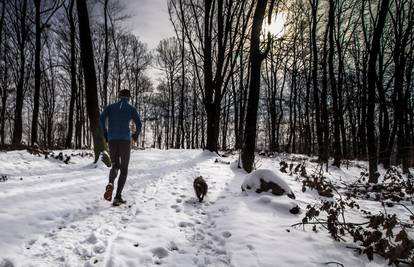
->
[108, 140, 131, 199]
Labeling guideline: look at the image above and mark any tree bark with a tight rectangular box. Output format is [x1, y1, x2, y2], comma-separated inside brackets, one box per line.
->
[31, 0, 42, 146]
[76, 0, 109, 164]
[328, 0, 342, 167]
[102, 0, 109, 107]
[366, 0, 390, 183]
[12, 0, 28, 145]
[241, 0, 272, 172]
[65, 0, 77, 148]
[0, 0, 6, 145]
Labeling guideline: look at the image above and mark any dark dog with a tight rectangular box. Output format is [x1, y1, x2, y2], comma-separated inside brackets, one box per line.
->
[193, 176, 208, 202]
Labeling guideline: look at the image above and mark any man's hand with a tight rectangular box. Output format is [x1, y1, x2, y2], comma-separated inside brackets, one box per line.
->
[132, 132, 139, 142]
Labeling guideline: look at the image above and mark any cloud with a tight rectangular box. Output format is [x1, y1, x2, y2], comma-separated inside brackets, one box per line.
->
[123, 0, 175, 50]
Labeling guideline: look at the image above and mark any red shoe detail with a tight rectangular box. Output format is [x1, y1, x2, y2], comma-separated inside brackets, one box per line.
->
[104, 183, 113, 201]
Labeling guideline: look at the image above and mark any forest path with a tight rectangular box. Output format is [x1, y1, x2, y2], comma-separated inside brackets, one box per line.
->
[0, 149, 235, 266]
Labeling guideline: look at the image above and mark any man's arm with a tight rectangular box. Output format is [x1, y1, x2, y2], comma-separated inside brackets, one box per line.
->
[132, 108, 142, 135]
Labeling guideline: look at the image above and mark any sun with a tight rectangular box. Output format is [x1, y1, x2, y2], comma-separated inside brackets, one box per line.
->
[263, 13, 286, 38]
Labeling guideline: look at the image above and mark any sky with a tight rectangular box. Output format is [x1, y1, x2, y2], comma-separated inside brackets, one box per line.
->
[122, 0, 174, 86]
[124, 0, 174, 50]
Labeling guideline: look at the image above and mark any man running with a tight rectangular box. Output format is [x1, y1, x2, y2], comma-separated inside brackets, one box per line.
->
[100, 89, 142, 206]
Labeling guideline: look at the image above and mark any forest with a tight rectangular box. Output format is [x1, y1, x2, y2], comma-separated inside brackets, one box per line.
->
[0, 0, 413, 180]
[0, 0, 414, 266]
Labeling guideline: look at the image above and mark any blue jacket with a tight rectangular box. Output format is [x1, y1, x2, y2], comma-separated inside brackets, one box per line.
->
[99, 98, 142, 141]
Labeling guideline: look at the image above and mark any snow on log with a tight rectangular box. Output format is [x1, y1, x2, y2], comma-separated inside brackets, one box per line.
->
[241, 169, 296, 199]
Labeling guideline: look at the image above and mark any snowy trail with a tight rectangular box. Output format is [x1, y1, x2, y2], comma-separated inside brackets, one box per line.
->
[0, 149, 391, 267]
[0, 150, 213, 266]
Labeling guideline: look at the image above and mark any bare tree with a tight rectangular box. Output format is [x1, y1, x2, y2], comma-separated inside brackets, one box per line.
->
[11, 0, 29, 145]
[366, 0, 391, 182]
[76, 0, 109, 164]
[241, 0, 275, 172]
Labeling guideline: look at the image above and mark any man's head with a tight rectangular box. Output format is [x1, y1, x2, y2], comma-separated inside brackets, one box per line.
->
[119, 89, 131, 99]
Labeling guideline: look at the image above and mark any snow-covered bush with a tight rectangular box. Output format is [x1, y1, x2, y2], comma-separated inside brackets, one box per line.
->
[241, 169, 296, 199]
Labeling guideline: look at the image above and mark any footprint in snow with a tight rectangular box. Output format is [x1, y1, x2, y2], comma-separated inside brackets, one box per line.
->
[45, 231, 56, 238]
[222, 231, 232, 238]
[93, 245, 105, 254]
[195, 233, 205, 240]
[55, 256, 65, 262]
[74, 246, 92, 258]
[219, 207, 229, 213]
[25, 239, 36, 249]
[0, 258, 14, 267]
[101, 228, 112, 236]
[168, 241, 179, 251]
[178, 221, 194, 228]
[211, 234, 223, 243]
[83, 233, 98, 244]
[170, 204, 182, 213]
[151, 247, 169, 259]
[208, 221, 216, 228]
[215, 247, 227, 255]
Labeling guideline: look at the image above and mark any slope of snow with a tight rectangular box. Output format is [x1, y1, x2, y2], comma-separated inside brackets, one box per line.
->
[0, 149, 400, 266]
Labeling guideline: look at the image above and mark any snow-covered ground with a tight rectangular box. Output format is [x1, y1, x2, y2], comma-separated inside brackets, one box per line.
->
[0, 149, 408, 266]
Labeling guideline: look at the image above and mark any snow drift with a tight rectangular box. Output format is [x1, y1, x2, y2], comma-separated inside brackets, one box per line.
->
[241, 169, 296, 199]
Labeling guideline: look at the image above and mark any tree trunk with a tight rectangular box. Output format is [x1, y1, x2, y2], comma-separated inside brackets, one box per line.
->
[102, 0, 109, 107]
[328, 0, 342, 167]
[241, 0, 271, 172]
[321, 22, 330, 169]
[0, 0, 6, 145]
[311, 0, 326, 159]
[366, 0, 390, 183]
[31, 0, 41, 146]
[169, 74, 175, 148]
[75, 64, 83, 148]
[12, 0, 28, 145]
[65, 0, 77, 148]
[203, 0, 218, 152]
[76, 0, 109, 164]
[177, 26, 185, 149]
[377, 49, 391, 168]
